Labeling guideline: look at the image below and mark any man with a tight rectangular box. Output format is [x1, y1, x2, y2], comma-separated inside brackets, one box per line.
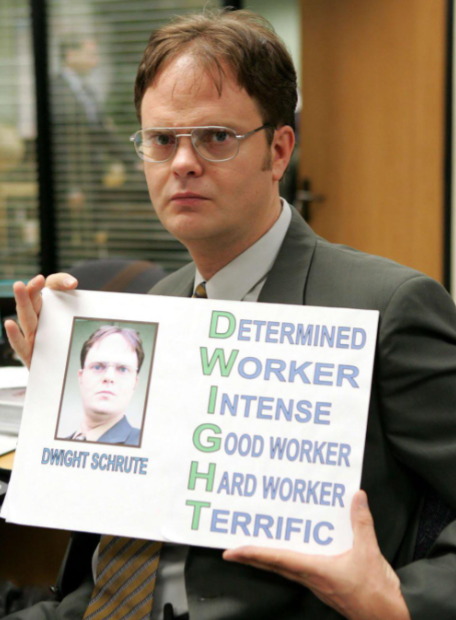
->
[4, 8, 456, 620]
[61, 325, 143, 446]
[52, 36, 129, 254]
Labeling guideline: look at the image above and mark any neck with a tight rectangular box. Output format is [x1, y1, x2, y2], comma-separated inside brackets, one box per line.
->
[81, 412, 124, 433]
[189, 196, 282, 281]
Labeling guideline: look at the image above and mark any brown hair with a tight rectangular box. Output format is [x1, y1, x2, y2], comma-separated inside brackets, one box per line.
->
[80, 326, 145, 372]
[134, 9, 297, 141]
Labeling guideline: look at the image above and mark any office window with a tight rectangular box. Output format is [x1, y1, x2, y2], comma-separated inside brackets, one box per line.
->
[48, 0, 220, 273]
[0, 0, 40, 280]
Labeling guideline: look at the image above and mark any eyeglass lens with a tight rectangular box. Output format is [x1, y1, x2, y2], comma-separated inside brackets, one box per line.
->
[137, 128, 239, 162]
[86, 362, 136, 377]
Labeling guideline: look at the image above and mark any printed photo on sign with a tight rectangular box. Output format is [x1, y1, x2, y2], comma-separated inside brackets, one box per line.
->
[54, 318, 158, 447]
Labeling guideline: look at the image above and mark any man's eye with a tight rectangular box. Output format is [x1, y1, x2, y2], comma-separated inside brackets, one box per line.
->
[206, 130, 229, 143]
[92, 363, 104, 371]
[118, 366, 129, 374]
[151, 133, 174, 146]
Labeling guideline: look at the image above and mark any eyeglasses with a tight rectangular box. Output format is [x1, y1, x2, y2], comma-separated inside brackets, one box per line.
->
[84, 362, 138, 378]
[129, 123, 273, 163]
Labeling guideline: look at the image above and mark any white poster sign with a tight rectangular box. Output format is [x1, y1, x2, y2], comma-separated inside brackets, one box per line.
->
[2, 289, 378, 555]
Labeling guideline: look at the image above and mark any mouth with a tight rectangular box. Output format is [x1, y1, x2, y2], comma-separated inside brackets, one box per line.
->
[171, 192, 208, 202]
[96, 391, 115, 396]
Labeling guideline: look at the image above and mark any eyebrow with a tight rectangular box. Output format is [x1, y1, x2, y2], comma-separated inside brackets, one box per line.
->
[142, 122, 241, 130]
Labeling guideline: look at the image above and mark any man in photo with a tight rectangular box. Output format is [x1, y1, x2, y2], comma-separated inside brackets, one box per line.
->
[67, 325, 143, 446]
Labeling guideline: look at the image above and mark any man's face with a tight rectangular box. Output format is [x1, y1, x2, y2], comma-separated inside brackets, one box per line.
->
[78, 333, 139, 422]
[140, 55, 290, 255]
[67, 40, 99, 75]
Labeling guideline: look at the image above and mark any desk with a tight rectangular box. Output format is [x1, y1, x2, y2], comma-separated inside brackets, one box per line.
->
[0, 450, 14, 470]
[0, 450, 70, 587]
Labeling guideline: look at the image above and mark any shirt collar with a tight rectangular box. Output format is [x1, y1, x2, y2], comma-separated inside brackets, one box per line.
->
[193, 199, 292, 301]
[61, 66, 83, 91]
[77, 415, 125, 442]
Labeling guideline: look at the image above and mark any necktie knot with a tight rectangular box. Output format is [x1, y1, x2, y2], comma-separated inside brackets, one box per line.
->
[193, 281, 208, 298]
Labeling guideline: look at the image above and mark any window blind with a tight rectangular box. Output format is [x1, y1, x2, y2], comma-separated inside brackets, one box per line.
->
[0, 0, 40, 280]
[49, 0, 220, 274]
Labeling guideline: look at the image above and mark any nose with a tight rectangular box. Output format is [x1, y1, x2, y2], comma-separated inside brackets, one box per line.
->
[170, 136, 204, 178]
[103, 365, 116, 381]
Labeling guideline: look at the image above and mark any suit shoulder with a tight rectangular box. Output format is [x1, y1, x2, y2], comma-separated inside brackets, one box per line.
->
[149, 262, 195, 296]
[125, 425, 141, 445]
[306, 237, 444, 311]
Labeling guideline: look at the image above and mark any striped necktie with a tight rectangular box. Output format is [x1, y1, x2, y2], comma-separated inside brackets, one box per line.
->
[193, 281, 207, 298]
[83, 536, 162, 620]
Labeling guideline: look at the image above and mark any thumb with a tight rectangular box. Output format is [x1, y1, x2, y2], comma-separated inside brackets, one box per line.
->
[351, 490, 378, 549]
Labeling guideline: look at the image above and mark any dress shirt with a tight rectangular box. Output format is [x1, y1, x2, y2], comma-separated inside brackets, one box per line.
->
[152, 199, 292, 619]
[92, 199, 292, 620]
[61, 67, 101, 125]
[193, 199, 292, 301]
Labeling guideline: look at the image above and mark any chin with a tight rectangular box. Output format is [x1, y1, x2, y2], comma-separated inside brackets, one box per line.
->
[171, 218, 227, 243]
[92, 408, 117, 417]
[160, 207, 216, 234]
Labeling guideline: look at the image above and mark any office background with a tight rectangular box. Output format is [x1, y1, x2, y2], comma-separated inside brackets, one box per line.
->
[0, 0, 454, 292]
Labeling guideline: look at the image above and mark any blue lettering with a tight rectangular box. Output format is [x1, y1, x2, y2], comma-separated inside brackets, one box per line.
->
[314, 363, 334, 386]
[337, 365, 359, 388]
[211, 509, 229, 533]
[336, 327, 350, 348]
[238, 320, 252, 341]
[238, 357, 262, 379]
[265, 321, 279, 343]
[280, 323, 295, 344]
[313, 522, 334, 545]
[352, 328, 366, 349]
[315, 402, 332, 425]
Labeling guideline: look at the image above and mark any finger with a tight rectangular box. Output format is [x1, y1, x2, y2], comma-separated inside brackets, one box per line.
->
[45, 273, 78, 291]
[223, 555, 307, 585]
[4, 320, 31, 368]
[223, 546, 321, 577]
[26, 275, 45, 316]
[13, 281, 39, 341]
[351, 491, 378, 549]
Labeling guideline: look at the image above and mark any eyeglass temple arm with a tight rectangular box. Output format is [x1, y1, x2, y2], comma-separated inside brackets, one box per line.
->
[237, 122, 274, 140]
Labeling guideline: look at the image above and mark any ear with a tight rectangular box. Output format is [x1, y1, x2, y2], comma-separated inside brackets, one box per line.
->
[78, 369, 83, 386]
[271, 125, 295, 182]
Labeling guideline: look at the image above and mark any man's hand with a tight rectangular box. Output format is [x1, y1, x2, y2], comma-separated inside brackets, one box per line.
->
[4, 273, 78, 369]
[223, 491, 411, 620]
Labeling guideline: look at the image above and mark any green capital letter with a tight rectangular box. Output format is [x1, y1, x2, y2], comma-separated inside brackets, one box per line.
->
[207, 386, 217, 414]
[188, 460, 216, 491]
[209, 311, 236, 339]
[200, 348, 239, 376]
[193, 423, 222, 452]
[186, 500, 211, 530]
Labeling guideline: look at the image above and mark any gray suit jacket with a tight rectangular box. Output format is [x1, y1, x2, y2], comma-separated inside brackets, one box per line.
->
[8, 208, 456, 620]
[150, 207, 456, 620]
[67, 416, 140, 446]
[98, 416, 140, 446]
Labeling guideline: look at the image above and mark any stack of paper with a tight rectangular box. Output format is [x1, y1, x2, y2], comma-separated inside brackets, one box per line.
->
[0, 366, 28, 456]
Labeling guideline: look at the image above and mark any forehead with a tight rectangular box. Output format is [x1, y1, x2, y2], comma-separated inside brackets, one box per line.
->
[141, 54, 261, 127]
[86, 333, 137, 361]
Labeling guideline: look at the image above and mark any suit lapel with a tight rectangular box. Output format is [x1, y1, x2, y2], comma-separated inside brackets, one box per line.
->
[149, 262, 195, 297]
[99, 416, 131, 443]
[258, 207, 318, 305]
[169, 265, 194, 297]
